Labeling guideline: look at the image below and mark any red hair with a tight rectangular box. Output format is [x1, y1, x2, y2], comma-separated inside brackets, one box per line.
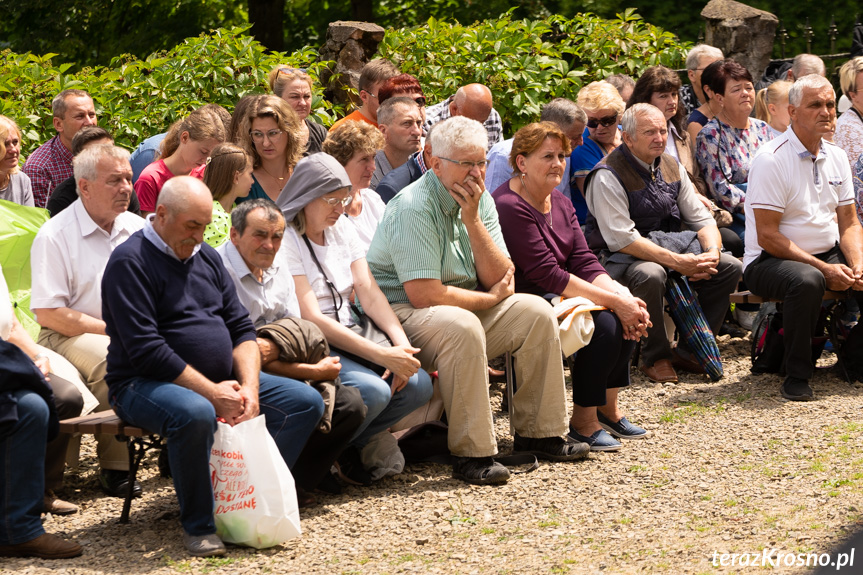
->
[378, 74, 424, 104]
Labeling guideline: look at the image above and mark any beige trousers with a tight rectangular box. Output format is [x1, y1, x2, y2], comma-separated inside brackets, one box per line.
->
[392, 293, 567, 458]
[39, 329, 129, 470]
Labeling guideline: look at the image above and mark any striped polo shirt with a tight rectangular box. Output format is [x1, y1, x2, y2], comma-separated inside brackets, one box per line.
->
[367, 170, 509, 305]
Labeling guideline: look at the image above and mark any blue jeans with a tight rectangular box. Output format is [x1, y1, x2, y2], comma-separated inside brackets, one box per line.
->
[0, 390, 48, 545]
[111, 373, 323, 536]
[335, 354, 433, 448]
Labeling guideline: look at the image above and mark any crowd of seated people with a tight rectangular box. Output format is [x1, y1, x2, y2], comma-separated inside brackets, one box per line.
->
[2, 48, 862, 561]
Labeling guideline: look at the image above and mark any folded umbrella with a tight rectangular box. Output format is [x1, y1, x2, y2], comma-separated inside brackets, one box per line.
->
[664, 272, 723, 381]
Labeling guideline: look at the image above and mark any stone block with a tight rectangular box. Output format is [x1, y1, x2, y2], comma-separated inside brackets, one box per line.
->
[702, 0, 778, 81]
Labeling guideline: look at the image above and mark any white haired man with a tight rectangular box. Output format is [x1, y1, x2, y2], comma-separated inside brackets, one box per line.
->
[744, 75, 863, 401]
[366, 116, 587, 486]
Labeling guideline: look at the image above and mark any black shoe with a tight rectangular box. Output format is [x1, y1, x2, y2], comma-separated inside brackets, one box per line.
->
[719, 321, 747, 338]
[780, 377, 815, 401]
[513, 434, 590, 461]
[99, 469, 142, 498]
[336, 447, 372, 486]
[315, 470, 343, 495]
[452, 456, 510, 485]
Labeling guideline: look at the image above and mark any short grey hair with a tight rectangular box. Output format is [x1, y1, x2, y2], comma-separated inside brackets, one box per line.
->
[621, 103, 664, 138]
[541, 98, 587, 127]
[792, 54, 826, 79]
[73, 144, 130, 184]
[231, 199, 284, 235]
[788, 74, 834, 107]
[430, 116, 487, 159]
[377, 96, 419, 127]
[686, 44, 724, 71]
[52, 89, 92, 119]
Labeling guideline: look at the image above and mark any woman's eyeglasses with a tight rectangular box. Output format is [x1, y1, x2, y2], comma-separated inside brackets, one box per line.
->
[321, 196, 352, 207]
[278, 67, 307, 74]
[586, 114, 619, 129]
[250, 129, 285, 142]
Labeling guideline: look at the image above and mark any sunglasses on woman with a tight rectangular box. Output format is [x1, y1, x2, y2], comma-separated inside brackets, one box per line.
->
[586, 114, 619, 129]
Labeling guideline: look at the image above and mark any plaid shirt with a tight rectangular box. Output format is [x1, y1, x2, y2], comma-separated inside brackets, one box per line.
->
[23, 135, 74, 208]
[424, 96, 503, 150]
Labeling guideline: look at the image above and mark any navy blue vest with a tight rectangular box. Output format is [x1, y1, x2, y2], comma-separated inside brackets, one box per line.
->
[583, 144, 682, 252]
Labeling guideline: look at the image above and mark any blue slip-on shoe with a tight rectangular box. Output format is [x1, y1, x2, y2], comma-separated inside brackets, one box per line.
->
[568, 426, 621, 452]
[596, 412, 649, 440]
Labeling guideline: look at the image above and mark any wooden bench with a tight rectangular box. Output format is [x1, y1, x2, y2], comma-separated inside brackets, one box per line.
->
[729, 290, 846, 305]
[59, 410, 162, 523]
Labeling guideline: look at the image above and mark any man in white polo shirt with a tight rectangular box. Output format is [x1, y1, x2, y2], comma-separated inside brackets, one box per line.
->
[30, 144, 145, 495]
[744, 74, 863, 401]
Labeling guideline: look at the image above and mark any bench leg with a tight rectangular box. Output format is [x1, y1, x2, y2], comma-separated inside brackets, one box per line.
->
[505, 352, 516, 437]
[118, 435, 150, 524]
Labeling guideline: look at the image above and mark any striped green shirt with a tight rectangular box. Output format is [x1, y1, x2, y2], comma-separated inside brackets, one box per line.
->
[367, 170, 509, 305]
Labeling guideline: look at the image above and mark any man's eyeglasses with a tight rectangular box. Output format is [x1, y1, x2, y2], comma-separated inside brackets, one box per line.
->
[586, 114, 619, 129]
[250, 129, 285, 142]
[439, 157, 489, 169]
[278, 67, 307, 74]
[321, 196, 353, 207]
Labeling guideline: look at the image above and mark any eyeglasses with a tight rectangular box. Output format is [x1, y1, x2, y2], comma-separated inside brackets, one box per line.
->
[250, 129, 285, 142]
[278, 67, 307, 74]
[586, 114, 619, 129]
[438, 157, 489, 169]
[362, 90, 378, 99]
[413, 96, 427, 106]
[321, 195, 352, 207]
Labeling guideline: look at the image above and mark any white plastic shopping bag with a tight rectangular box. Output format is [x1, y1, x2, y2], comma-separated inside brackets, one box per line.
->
[210, 415, 301, 548]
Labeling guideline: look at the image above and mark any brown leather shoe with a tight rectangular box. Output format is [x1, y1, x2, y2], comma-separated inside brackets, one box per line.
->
[639, 359, 678, 383]
[0, 533, 83, 559]
[671, 348, 706, 374]
[43, 490, 78, 515]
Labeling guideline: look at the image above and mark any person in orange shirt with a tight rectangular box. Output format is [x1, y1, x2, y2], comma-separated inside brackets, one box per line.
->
[329, 59, 399, 132]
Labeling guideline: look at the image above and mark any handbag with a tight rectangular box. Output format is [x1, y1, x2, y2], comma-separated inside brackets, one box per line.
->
[550, 296, 605, 357]
[302, 235, 392, 375]
[210, 415, 301, 548]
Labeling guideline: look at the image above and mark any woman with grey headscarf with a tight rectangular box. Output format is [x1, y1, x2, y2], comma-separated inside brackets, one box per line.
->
[277, 153, 433, 485]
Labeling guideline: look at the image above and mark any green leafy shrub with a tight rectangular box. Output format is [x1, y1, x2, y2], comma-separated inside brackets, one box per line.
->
[0, 26, 338, 155]
[379, 9, 690, 132]
[1, 10, 688, 155]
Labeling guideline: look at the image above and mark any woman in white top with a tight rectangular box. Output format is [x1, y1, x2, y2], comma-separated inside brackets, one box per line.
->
[322, 121, 387, 251]
[276, 154, 432, 482]
[0, 116, 34, 207]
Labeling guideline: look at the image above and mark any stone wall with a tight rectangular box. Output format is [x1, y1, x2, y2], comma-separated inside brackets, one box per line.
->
[701, 0, 778, 81]
[319, 21, 386, 109]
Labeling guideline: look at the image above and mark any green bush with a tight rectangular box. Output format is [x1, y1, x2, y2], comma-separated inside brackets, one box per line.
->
[1, 11, 689, 155]
[0, 26, 338, 156]
[379, 9, 690, 133]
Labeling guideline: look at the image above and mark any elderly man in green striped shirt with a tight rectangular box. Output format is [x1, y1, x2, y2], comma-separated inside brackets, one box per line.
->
[366, 116, 587, 485]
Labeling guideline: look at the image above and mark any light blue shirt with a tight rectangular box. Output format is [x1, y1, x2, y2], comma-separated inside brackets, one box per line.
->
[485, 137, 572, 201]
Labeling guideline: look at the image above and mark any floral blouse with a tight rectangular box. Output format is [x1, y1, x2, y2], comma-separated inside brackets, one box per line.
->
[835, 108, 863, 170]
[854, 154, 863, 225]
[695, 117, 772, 213]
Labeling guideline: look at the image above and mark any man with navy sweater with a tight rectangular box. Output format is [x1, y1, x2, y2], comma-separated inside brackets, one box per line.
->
[101, 176, 324, 557]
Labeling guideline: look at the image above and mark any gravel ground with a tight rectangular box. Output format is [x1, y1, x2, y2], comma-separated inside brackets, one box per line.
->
[6, 332, 863, 575]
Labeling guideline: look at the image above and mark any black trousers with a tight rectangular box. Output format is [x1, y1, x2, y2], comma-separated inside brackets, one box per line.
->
[569, 310, 636, 407]
[291, 381, 365, 491]
[744, 245, 863, 380]
[46, 373, 84, 490]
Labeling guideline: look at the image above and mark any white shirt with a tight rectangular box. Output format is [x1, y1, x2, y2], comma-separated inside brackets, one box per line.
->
[217, 240, 301, 328]
[285, 217, 366, 326]
[745, 128, 855, 269]
[30, 199, 145, 320]
[346, 188, 386, 252]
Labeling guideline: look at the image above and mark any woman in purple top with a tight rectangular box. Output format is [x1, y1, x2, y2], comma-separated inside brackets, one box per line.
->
[493, 122, 651, 452]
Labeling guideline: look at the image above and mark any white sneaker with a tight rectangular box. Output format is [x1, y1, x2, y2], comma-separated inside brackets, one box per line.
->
[734, 308, 759, 331]
[183, 532, 226, 557]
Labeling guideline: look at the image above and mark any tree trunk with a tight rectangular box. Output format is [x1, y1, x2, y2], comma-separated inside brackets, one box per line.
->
[351, 0, 374, 21]
[247, 0, 287, 52]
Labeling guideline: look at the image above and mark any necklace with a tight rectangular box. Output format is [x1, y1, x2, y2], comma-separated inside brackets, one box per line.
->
[261, 164, 287, 182]
[520, 174, 552, 228]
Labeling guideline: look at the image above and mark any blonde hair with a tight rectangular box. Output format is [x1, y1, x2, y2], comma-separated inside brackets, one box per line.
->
[322, 120, 384, 166]
[268, 66, 313, 98]
[160, 107, 227, 160]
[576, 81, 625, 115]
[203, 143, 250, 201]
[0, 116, 22, 175]
[755, 81, 792, 123]
[236, 95, 303, 174]
[839, 56, 863, 98]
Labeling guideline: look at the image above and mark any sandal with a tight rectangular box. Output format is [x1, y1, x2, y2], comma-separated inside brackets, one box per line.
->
[513, 434, 589, 461]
